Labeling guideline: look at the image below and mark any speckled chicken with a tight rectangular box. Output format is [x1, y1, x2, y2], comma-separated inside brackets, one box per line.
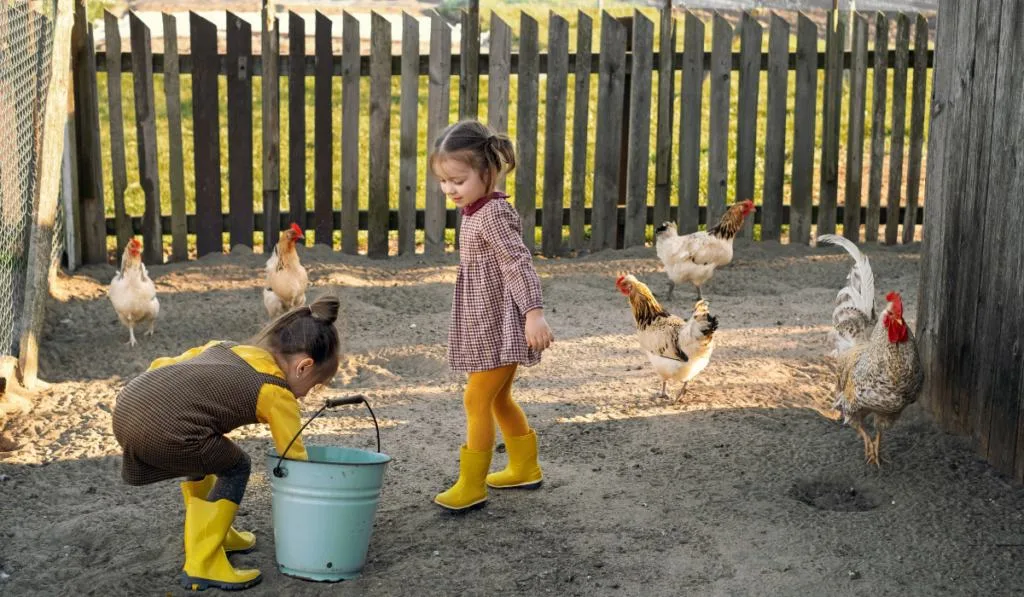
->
[818, 234, 923, 466]
[616, 273, 718, 400]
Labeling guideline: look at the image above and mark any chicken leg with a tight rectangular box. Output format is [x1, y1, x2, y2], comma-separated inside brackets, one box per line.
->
[127, 325, 138, 347]
[851, 421, 875, 465]
[675, 382, 689, 401]
[696, 285, 704, 301]
[665, 280, 675, 301]
[870, 431, 884, 467]
[145, 319, 156, 338]
[657, 380, 669, 400]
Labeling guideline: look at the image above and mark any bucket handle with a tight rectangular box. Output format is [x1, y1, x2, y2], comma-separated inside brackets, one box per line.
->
[272, 394, 382, 478]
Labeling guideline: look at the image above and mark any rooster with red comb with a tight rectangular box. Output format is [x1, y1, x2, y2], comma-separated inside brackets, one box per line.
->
[817, 234, 923, 466]
[263, 223, 308, 318]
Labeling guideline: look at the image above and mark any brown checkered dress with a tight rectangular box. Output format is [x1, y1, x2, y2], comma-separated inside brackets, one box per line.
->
[112, 342, 290, 485]
[449, 197, 544, 372]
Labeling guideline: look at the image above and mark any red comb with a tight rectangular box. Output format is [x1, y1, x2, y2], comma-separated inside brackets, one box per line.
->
[290, 222, 304, 236]
[886, 291, 903, 317]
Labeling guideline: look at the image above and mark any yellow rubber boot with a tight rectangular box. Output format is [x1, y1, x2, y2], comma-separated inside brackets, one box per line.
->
[180, 497, 262, 592]
[181, 477, 256, 553]
[434, 446, 492, 512]
[486, 429, 543, 489]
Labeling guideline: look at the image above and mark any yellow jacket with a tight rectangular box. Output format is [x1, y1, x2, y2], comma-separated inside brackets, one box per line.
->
[148, 341, 308, 461]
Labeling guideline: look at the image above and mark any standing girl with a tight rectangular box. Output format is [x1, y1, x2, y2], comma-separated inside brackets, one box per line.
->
[112, 296, 341, 591]
[429, 120, 555, 512]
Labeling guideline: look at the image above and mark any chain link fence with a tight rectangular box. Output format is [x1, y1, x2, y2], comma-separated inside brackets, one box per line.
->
[0, 1, 62, 359]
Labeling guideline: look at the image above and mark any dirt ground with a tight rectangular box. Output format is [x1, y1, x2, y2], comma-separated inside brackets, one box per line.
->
[1, 240, 1023, 596]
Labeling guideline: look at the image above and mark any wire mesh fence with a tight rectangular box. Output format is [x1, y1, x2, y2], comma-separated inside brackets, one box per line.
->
[0, 1, 61, 359]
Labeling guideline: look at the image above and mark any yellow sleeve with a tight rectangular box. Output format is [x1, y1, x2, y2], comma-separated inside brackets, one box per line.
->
[147, 340, 221, 371]
[256, 385, 308, 462]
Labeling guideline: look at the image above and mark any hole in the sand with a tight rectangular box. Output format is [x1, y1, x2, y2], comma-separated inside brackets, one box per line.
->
[788, 478, 884, 512]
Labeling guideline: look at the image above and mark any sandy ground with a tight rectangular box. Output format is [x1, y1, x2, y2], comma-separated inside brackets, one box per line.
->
[1, 241, 1023, 596]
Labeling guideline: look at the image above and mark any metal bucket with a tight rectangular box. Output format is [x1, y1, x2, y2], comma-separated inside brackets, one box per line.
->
[266, 396, 391, 582]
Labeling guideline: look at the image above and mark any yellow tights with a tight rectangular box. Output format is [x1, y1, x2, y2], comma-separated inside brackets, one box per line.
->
[464, 364, 530, 451]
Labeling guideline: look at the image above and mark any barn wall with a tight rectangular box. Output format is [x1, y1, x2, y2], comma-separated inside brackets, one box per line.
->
[919, 0, 1024, 482]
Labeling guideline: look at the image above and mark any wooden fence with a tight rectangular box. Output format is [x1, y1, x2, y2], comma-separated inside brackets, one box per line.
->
[70, 7, 933, 263]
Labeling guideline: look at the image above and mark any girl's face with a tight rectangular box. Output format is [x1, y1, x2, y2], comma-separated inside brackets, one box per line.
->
[283, 353, 337, 398]
[434, 157, 489, 209]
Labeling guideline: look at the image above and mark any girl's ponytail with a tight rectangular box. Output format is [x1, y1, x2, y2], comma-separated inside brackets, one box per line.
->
[308, 295, 340, 325]
[253, 295, 341, 366]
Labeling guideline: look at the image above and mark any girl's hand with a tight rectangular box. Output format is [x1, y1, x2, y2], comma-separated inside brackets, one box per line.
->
[525, 309, 554, 352]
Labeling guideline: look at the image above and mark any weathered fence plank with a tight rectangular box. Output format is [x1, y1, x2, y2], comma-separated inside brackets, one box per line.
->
[425, 13, 451, 255]
[817, 11, 844, 237]
[789, 13, 817, 244]
[459, 5, 480, 120]
[885, 13, 910, 245]
[652, 5, 675, 228]
[843, 13, 869, 242]
[736, 12, 762, 238]
[569, 12, 592, 252]
[261, 7, 281, 254]
[226, 12, 253, 250]
[104, 10, 130, 255]
[678, 11, 704, 233]
[625, 12, 654, 248]
[902, 13, 928, 244]
[368, 12, 391, 258]
[542, 13, 569, 257]
[591, 13, 627, 251]
[130, 13, 161, 264]
[866, 12, 889, 243]
[515, 13, 539, 249]
[191, 12, 221, 257]
[341, 12, 360, 254]
[74, 16, 105, 265]
[161, 13, 186, 261]
[399, 12, 419, 256]
[707, 14, 732, 227]
[288, 11, 306, 237]
[314, 12, 333, 247]
[761, 14, 789, 242]
[488, 15, 511, 140]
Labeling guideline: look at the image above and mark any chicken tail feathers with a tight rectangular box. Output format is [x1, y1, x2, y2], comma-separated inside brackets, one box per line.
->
[817, 234, 876, 356]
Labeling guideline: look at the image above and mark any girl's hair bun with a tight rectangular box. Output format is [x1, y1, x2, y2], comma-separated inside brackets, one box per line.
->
[308, 295, 340, 325]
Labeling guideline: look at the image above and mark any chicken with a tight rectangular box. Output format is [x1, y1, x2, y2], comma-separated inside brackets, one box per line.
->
[616, 273, 719, 400]
[263, 223, 308, 318]
[107, 238, 160, 347]
[655, 199, 757, 301]
[818, 234, 924, 466]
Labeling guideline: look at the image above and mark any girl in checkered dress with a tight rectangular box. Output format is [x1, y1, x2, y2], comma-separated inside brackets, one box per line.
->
[429, 120, 555, 512]
[112, 297, 341, 591]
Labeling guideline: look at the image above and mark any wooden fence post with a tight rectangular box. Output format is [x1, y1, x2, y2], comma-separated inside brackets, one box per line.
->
[19, 0, 74, 386]
[129, 13, 162, 264]
[367, 12, 391, 259]
[624, 11, 653, 248]
[817, 11, 844, 237]
[568, 11, 592, 252]
[227, 11, 254, 250]
[866, 12, 889, 243]
[761, 13, 789, 242]
[885, 14, 910, 245]
[288, 11, 306, 238]
[425, 12, 452, 255]
[590, 12, 627, 251]
[652, 1, 674, 229]
[515, 13, 539, 250]
[789, 13, 817, 245]
[163, 13, 187, 261]
[736, 11, 762, 238]
[902, 13, 928, 244]
[103, 10, 130, 255]
[707, 14, 732, 228]
[191, 12, 222, 257]
[678, 11, 704, 234]
[341, 12, 359, 254]
[459, 1, 480, 120]
[398, 12, 419, 256]
[261, 2, 281, 254]
[541, 13, 569, 258]
[73, 1, 105, 264]
[313, 12, 333, 248]
[843, 13, 869, 243]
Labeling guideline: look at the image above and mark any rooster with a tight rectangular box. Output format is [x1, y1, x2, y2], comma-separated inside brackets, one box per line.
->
[818, 234, 923, 466]
[263, 223, 308, 318]
[616, 274, 719, 400]
[107, 238, 160, 347]
[655, 199, 757, 301]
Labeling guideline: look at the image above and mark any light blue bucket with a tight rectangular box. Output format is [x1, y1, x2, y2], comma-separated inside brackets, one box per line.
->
[266, 396, 391, 582]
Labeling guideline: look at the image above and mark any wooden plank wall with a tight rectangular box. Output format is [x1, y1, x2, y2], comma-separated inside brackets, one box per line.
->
[79, 9, 936, 266]
[919, 0, 1024, 483]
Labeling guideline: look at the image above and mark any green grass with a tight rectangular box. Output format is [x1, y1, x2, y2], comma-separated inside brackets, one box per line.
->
[94, 8, 930, 255]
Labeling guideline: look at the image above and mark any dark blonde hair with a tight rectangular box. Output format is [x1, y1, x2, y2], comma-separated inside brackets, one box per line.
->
[252, 295, 341, 375]
[428, 120, 516, 192]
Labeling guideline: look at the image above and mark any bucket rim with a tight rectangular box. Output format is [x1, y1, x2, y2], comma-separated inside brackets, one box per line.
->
[267, 448, 393, 467]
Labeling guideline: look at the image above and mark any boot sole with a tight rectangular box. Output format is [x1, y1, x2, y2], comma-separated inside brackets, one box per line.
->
[433, 497, 487, 513]
[487, 479, 543, 490]
[179, 572, 262, 592]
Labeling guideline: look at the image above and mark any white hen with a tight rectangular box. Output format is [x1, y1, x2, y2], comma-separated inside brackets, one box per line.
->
[108, 238, 159, 346]
[655, 200, 756, 301]
[263, 223, 308, 318]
